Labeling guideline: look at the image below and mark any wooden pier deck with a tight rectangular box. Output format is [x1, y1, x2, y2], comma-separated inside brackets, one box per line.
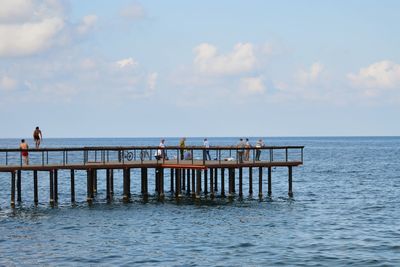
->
[0, 145, 304, 207]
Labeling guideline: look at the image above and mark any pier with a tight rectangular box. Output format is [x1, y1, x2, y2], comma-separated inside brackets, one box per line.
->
[0, 145, 304, 207]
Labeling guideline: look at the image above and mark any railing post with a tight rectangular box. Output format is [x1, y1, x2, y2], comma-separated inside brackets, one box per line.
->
[286, 148, 288, 162]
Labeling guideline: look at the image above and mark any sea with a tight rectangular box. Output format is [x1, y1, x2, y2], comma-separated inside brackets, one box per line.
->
[0, 137, 399, 266]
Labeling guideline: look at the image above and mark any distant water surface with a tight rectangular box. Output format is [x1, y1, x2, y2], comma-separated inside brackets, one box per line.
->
[0, 137, 399, 266]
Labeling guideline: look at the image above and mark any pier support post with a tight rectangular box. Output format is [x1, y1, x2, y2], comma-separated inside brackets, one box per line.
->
[93, 169, 97, 194]
[288, 166, 293, 197]
[86, 169, 94, 202]
[54, 169, 58, 204]
[214, 168, 218, 192]
[204, 169, 208, 195]
[186, 169, 190, 194]
[228, 168, 235, 196]
[191, 169, 195, 196]
[159, 168, 164, 198]
[221, 168, 225, 197]
[182, 169, 186, 191]
[155, 168, 159, 193]
[141, 168, 148, 197]
[249, 167, 253, 196]
[268, 167, 272, 196]
[123, 168, 131, 201]
[170, 169, 174, 193]
[175, 168, 181, 197]
[71, 169, 75, 203]
[239, 167, 243, 198]
[50, 170, 54, 204]
[196, 170, 201, 198]
[17, 170, 21, 202]
[106, 169, 110, 201]
[258, 167, 263, 199]
[110, 169, 114, 196]
[210, 168, 215, 198]
[11, 171, 16, 207]
[33, 170, 38, 205]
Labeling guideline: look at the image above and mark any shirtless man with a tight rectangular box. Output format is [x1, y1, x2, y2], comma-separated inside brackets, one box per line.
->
[33, 126, 42, 149]
[20, 139, 29, 165]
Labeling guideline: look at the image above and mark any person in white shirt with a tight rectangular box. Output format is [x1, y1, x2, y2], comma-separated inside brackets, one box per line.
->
[155, 139, 166, 160]
[255, 139, 265, 161]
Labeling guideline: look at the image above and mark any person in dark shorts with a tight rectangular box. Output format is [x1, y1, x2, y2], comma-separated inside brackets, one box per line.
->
[33, 126, 42, 149]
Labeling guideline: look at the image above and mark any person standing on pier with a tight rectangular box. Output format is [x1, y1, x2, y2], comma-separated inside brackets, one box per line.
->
[203, 138, 211, 160]
[244, 138, 251, 161]
[179, 138, 186, 160]
[255, 139, 265, 161]
[156, 139, 167, 160]
[237, 138, 245, 163]
[33, 126, 42, 149]
[20, 139, 29, 165]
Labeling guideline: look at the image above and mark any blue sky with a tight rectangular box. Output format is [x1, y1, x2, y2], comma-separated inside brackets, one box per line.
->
[0, 0, 399, 138]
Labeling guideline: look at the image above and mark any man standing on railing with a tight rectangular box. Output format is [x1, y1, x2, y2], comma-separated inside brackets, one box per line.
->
[33, 126, 42, 149]
[203, 138, 211, 160]
[255, 139, 265, 161]
[237, 138, 245, 163]
[20, 139, 29, 165]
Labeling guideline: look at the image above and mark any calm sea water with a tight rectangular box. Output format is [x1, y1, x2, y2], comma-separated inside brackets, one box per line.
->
[0, 137, 399, 266]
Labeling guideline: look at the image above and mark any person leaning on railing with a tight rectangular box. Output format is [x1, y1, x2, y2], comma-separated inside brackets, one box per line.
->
[237, 138, 245, 163]
[255, 139, 265, 161]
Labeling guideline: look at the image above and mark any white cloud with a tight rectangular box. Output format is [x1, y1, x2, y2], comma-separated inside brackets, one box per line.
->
[296, 62, 324, 86]
[193, 43, 256, 75]
[0, 75, 18, 91]
[116, 58, 138, 68]
[0, 0, 34, 23]
[77, 15, 98, 35]
[120, 3, 145, 20]
[0, 17, 64, 57]
[240, 76, 265, 95]
[348, 60, 400, 89]
[0, 1, 98, 57]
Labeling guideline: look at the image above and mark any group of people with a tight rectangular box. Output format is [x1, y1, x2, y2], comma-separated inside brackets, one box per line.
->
[19, 127, 43, 165]
[155, 137, 265, 162]
[155, 138, 211, 161]
[237, 138, 265, 163]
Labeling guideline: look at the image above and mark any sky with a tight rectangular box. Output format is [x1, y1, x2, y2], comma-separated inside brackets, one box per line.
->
[0, 0, 399, 138]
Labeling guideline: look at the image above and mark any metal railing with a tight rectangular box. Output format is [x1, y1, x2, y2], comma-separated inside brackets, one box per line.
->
[0, 146, 304, 167]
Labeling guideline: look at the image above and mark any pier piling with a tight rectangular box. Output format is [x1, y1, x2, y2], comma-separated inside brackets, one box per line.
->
[17, 170, 21, 202]
[71, 169, 75, 203]
[268, 167, 272, 196]
[288, 166, 293, 197]
[33, 170, 38, 205]
[249, 167, 253, 195]
[258, 167, 263, 198]
[221, 168, 225, 197]
[11, 171, 15, 206]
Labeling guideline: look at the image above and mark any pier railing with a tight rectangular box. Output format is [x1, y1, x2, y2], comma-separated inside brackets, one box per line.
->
[0, 146, 304, 168]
